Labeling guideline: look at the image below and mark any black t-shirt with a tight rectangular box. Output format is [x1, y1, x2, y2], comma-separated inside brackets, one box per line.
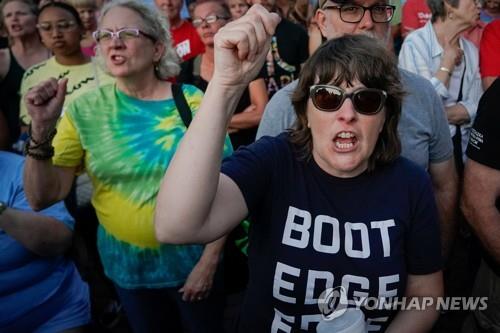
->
[466, 78, 500, 276]
[260, 19, 309, 98]
[466, 78, 500, 170]
[221, 134, 442, 332]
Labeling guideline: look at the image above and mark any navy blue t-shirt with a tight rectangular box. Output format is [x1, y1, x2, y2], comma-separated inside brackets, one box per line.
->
[221, 134, 442, 333]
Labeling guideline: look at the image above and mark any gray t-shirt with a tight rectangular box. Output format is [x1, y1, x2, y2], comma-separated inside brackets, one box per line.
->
[256, 68, 453, 170]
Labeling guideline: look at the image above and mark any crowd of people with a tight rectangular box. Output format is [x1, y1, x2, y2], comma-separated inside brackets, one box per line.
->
[0, 0, 499, 331]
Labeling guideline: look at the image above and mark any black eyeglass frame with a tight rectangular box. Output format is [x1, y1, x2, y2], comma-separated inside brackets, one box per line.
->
[322, 4, 396, 23]
[309, 85, 388, 115]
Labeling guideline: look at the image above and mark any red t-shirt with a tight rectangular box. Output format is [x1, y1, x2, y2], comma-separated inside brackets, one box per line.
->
[480, 20, 500, 78]
[171, 20, 205, 62]
[402, 0, 431, 36]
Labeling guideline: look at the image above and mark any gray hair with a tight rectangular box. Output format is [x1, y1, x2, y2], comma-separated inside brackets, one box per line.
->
[427, 0, 460, 22]
[96, 0, 180, 79]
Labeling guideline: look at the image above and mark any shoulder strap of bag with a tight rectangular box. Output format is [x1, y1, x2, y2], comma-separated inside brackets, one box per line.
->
[172, 83, 192, 128]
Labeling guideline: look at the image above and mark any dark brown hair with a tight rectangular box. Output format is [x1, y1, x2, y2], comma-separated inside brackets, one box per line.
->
[290, 34, 405, 172]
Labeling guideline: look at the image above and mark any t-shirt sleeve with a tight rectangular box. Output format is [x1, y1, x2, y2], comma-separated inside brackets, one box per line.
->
[10, 158, 75, 230]
[256, 82, 297, 139]
[220, 136, 276, 214]
[480, 21, 500, 78]
[405, 169, 442, 275]
[52, 106, 85, 169]
[466, 79, 500, 170]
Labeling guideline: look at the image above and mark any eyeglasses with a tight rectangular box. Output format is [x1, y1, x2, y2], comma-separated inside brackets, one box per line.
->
[322, 4, 395, 23]
[92, 28, 156, 44]
[36, 20, 77, 32]
[192, 15, 229, 28]
[310, 85, 387, 115]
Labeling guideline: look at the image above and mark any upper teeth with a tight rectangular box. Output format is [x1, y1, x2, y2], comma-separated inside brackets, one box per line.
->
[338, 132, 354, 138]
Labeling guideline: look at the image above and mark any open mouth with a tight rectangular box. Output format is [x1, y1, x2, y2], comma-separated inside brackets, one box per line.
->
[110, 54, 126, 65]
[333, 131, 357, 150]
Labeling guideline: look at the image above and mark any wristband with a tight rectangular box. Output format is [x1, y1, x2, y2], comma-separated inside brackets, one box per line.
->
[439, 66, 452, 76]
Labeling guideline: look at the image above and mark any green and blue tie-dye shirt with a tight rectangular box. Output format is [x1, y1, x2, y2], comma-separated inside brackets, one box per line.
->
[52, 83, 233, 288]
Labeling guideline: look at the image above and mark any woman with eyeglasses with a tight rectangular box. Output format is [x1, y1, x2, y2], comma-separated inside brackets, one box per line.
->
[155, 6, 443, 333]
[19, 1, 112, 127]
[0, 0, 49, 150]
[186, 0, 268, 149]
[22, 0, 229, 332]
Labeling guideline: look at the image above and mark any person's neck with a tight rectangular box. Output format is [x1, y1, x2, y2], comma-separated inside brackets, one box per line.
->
[11, 33, 45, 54]
[117, 71, 169, 100]
[203, 46, 214, 63]
[170, 16, 183, 30]
[54, 51, 90, 66]
[433, 18, 470, 46]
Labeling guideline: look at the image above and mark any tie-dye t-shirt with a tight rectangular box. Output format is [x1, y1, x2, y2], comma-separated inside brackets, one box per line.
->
[52, 83, 233, 288]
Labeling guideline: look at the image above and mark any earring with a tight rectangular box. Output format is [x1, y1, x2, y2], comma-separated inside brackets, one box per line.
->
[448, 12, 454, 20]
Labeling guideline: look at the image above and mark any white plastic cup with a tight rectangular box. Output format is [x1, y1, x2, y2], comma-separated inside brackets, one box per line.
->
[316, 308, 366, 333]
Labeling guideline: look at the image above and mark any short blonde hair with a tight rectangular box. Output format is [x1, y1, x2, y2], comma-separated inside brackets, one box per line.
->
[96, 0, 180, 80]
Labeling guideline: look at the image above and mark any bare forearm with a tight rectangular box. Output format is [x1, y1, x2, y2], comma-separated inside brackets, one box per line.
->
[229, 106, 263, 129]
[386, 305, 439, 333]
[199, 235, 228, 266]
[155, 81, 245, 241]
[463, 205, 500, 263]
[24, 158, 67, 211]
[445, 104, 470, 125]
[0, 208, 72, 256]
[434, 184, 458, 260]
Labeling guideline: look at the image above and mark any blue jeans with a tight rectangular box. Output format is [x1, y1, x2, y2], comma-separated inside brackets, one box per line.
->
[114, 269, 225, 333]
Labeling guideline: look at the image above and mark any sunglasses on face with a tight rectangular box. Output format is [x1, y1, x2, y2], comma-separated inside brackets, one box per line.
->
[92, 28, 156, 44]
[36, 20, 77, 32]
[309, 85, 387, 115]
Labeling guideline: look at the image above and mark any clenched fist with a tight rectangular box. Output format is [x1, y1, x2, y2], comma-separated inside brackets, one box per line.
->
[25, 78, 67, 139]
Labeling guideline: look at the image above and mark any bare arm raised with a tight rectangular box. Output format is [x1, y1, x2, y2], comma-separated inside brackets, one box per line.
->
[154, 5, 280, 244]
[23, 78, 76, 211]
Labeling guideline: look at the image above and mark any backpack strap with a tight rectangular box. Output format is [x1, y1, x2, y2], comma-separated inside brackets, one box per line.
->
[171, 83, 192, 128]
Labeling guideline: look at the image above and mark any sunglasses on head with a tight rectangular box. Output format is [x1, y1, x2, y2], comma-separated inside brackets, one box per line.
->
[309, 85, 387, 115]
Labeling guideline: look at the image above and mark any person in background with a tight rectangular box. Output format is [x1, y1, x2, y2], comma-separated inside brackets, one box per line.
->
[22, 0, 229, 332]
[480, 0, 500, 22]
[186, 0, 268, 149]
[461, 78, 500, 333]
[0, 150, 90, 333]
[249, 0, 309, 97]
[68, 0, 98, 56]
[0, 0, 50, 150]
[155, 0, 204, 62]
[401, 0, 431, 37]
[479, 19, 500, 89]
[19, 1, 113, 128]
[154, 7, 444, 331]
[399, 0, 483, 172]
[256, 0, 457, 264]
[226, 0, 249, 19]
